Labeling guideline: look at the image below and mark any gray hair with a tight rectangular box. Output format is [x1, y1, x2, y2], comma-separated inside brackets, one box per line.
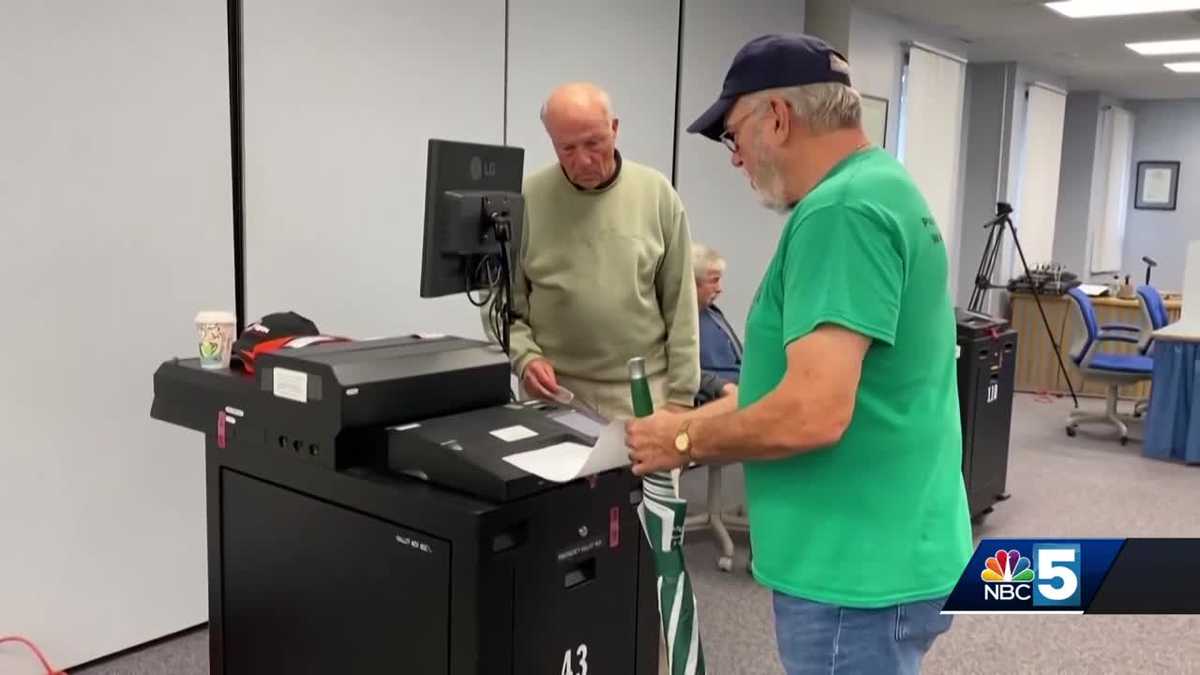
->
[692, 243, 726, 279]
[750, 55, 862, 134]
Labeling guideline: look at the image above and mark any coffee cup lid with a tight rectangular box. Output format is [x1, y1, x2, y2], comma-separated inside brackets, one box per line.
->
[195, 310, 236, 324]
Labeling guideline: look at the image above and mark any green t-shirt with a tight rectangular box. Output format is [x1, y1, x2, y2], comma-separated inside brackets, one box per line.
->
[740, 148, 973, 608]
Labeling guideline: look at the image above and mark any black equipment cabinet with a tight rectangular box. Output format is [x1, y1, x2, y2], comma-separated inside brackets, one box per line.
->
[956, 315, 1018, 521]
[152, 336, 660, 675]
[206, 439, 659, 675]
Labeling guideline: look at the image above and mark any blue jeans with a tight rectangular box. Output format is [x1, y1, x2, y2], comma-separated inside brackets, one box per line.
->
[773, 592, 952, 675]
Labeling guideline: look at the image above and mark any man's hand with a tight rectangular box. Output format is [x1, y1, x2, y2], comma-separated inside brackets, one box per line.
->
[721, 382, 738, 398]
[522, 358, 559, 400]
[625, 410, 689, 476]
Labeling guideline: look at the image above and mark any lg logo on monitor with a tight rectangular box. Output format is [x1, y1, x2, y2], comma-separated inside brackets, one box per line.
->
[470, 156, 497, 181]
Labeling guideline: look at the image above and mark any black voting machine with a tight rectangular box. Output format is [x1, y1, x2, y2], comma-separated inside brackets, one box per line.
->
[151, 140, 660, 674]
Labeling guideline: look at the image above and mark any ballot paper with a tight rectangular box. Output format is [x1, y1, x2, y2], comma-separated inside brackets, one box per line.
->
[502, 410, 629, 482]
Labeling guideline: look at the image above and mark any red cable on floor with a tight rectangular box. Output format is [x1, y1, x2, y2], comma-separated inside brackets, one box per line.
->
[0, 636, 67, 675]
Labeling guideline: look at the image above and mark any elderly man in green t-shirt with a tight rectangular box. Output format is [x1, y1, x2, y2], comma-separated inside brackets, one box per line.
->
[506, 82, 699, 419]
[625, 34, 972, 675]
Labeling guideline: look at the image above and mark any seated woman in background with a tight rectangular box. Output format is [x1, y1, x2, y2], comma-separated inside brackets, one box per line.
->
[693, 243, 743, 405]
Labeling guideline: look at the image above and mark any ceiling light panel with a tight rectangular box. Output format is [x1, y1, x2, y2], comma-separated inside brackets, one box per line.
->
[1047, 1, 1200, 18]
[1128, 38, 1200, 55]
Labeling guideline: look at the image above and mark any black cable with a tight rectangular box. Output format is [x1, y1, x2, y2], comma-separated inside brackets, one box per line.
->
[496, 236, 514, 356]
[466, 254, 498, 308]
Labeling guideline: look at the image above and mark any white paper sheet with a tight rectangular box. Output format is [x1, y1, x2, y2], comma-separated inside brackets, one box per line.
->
[502, 419, 629, 482]
[1142, 168, 1174, 205]
[1077, 283, 1110, 297]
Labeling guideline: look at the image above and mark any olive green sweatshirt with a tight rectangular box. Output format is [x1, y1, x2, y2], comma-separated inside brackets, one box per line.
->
[508, 158, 700, 406]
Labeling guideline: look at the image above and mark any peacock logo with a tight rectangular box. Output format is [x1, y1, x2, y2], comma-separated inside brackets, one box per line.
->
[981, 549, 1035, 582]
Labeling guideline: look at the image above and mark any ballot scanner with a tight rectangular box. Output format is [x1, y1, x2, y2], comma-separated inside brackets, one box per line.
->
[152, 334, 660, 675]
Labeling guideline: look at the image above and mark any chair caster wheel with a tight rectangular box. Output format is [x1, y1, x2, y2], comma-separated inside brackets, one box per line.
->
[717, 557, 733, 573]
[1065, 426, 1077, 437]
[1120, 436, 1129, 446]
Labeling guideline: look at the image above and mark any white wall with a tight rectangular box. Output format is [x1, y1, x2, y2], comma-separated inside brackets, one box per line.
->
[242, 0, 506, 340]
[506, 0, 680, 177]
[0, 2, 233, 672]
[804, 0, 850, 54]
[676, 0, 806, 334]
[1122, 99, 1200, 293]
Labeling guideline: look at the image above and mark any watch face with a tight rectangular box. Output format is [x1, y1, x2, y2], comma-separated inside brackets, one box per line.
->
[674, 433, 689, 452]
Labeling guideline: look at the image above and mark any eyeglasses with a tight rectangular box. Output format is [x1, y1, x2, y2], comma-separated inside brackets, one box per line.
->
[720, 103, 765, 153]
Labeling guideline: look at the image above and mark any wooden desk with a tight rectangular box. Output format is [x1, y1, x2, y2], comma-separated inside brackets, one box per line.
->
[1009, 292, 1182, 399]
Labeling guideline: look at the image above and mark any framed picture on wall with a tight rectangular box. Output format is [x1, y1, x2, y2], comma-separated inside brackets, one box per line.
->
[1135, 160, 1180, 211]
[861, 94, 889, 150]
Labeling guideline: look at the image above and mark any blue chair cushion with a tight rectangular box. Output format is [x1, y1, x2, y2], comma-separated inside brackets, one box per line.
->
[1088, 352, 1153, 374]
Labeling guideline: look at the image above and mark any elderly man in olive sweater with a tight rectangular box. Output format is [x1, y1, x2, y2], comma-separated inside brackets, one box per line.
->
[508, 82, 699, 419]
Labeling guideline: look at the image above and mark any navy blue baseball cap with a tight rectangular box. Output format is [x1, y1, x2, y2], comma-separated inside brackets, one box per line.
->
[687, 33, 851, 142]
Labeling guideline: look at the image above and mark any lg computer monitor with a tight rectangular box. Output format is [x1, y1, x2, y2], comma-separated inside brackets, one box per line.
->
[419, 139, 524, 299]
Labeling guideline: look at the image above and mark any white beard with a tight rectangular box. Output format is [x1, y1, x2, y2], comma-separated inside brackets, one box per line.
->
[749, 162, 793, 214]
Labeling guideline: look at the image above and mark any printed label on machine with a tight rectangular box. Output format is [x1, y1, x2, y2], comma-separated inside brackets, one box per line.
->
[490, 425, 539, 442]
[272, 367, 309, 403]
[557, 537, 604, 563]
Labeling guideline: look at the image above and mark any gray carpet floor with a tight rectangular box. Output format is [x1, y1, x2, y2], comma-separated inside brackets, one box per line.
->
[73, 394, 1200, 674]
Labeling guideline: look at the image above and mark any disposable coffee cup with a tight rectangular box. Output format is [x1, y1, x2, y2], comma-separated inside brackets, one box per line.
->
[195, 311, 236, 369]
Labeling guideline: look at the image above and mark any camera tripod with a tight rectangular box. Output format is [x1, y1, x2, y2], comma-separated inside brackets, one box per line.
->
[968, 202, 1079, 409]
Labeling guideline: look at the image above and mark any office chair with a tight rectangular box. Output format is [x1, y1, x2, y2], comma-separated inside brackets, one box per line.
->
[1064, 287, 1154, 445]
[1132, 285, 1170, 417]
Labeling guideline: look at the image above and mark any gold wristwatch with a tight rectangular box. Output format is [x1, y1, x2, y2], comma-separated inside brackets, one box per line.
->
[674, 420, 693, 459]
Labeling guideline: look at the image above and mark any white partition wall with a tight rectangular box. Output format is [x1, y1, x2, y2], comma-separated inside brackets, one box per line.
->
[1014, 83, 1068, 267]
[0, 2, 233, 672]
[898, 44, 967, 288]
[506, 0, 681, 177]
[242, 0, 506, 340]
[675, 0, 806, 332]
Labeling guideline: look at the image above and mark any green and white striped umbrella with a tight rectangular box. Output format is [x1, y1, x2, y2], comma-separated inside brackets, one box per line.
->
[639, 470, 706, 675]
[628, 356, 706, 675]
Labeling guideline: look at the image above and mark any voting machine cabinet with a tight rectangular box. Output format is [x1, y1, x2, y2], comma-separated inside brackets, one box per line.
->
[955, 311, 1018, 521]
[151, 336, 660, 675]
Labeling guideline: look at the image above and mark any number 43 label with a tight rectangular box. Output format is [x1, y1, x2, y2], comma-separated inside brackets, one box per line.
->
[561, 643, 589, 675]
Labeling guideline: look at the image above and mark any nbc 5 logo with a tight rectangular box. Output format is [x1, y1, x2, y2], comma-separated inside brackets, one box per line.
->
[980, 544, 1082, 606]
